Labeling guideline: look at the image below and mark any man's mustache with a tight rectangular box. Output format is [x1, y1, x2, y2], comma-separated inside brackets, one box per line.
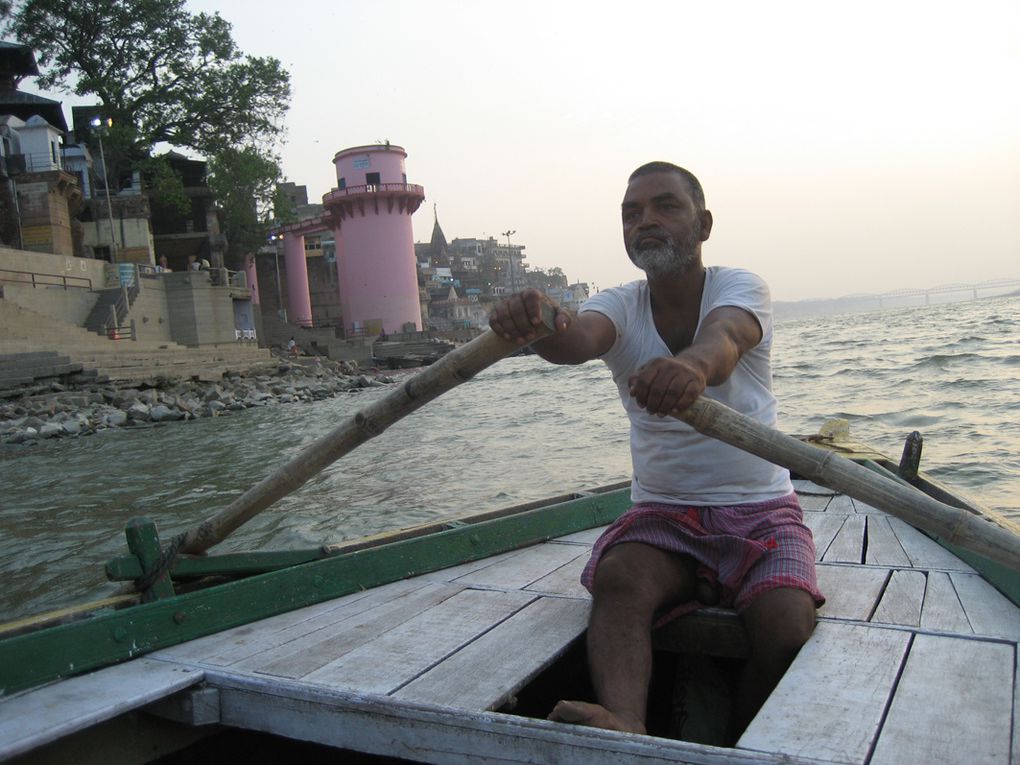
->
[633, 229, 674, 249]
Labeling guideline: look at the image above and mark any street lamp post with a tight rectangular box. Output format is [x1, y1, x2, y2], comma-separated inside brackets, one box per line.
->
[268, 233, 287, 322]
[90, 116, 118, 261]
[502, 229, 517, 293]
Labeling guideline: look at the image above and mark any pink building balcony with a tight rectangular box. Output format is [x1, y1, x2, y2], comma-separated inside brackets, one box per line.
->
[323, 183, 425, 219]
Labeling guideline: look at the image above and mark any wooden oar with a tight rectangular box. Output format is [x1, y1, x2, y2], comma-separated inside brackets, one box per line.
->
[175, 311, 556, 555]
[675, 397, 1020, 571]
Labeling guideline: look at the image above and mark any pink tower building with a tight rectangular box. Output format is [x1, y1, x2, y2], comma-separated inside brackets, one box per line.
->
[273, 144, 424, 334]
[324, 145, 425, 335]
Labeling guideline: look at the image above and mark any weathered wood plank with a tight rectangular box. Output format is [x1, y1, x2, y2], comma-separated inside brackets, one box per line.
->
[864, 515, 911, 567]
[950, 572, 1020, 640]
[737, 621, 909, 764]
[209, 670, 809, 765]
[870, 635, 1014, 765]
[451, 542, 588, 590]
[551, 526, 606, 545]
[797, 493, 833, 511]
[1014, 669, 1019, 765]
[653, 608, 749, 659]
[815, 565, 889, 621]
[419, 546, 531, 584]
[247, 582, 465, 678]
[888, 517, 976, 572]
[793, 479, 834, 496]
[850, 498, 885, 514]
[825, 494, 857, 514]
[153, 578, 430, 666]
[822, 515, 865, 563]
[394, 597, 590, 710]
[871, 570, 925, 627]
[919, 571, 972, 634]
[302, 589, 536, 693]
[803, 513, 846, 561]
[0, 659, 202, 761]
[525, 554, 591, 599]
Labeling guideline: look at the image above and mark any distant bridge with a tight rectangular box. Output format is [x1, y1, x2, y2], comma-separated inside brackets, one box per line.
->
[840, 278, 1020, 307]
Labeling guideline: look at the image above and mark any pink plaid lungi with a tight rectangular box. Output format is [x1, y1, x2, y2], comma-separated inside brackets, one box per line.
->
[580, 493, 825, 627]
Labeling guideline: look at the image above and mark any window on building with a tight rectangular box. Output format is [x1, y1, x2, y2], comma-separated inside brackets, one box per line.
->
[366, 172, 380, 187]
[338, 176, 346, 189]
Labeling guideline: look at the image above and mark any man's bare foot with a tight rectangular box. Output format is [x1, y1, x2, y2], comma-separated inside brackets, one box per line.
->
[548, 700, 646, 734]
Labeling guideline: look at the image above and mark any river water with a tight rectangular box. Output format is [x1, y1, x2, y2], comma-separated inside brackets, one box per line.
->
[1, 295, 1017, 621]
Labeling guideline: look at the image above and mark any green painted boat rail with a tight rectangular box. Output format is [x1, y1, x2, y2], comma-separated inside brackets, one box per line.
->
[0, 488, 631, 698]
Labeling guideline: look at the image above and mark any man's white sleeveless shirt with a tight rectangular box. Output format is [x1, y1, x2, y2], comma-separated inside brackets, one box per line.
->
[579, 266, 794, 506]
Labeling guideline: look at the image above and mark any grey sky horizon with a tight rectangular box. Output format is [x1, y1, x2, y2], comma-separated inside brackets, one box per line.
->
[30, 0, 1020, 302]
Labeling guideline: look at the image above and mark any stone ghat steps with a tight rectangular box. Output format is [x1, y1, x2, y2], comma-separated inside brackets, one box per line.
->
[0, 301, 274, 384]
[0, 300, 192, 353]
[373, 340, 456, 358]
[0, 351, 85, 387]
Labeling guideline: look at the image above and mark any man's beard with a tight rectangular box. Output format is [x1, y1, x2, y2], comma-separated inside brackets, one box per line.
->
[628, 227, 700, 280]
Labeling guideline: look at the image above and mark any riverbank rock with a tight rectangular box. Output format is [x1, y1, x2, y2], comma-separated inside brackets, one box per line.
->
[0, 358, 398, 445]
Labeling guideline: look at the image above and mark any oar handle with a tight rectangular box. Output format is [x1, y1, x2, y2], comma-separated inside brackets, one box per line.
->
[175, 305, 558, 555]
[676, 397, 1020, 571]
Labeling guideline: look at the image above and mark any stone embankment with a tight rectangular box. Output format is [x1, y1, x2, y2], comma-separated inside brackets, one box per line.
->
[0, 358, 396, 445]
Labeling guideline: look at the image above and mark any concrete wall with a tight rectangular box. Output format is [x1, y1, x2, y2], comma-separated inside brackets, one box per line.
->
[0, 281, 98, 324]
[0, 246, 107, 290]
[162, 271, 239, 347]
[82, 218, 155, 264]
[130, 276, 175, 343]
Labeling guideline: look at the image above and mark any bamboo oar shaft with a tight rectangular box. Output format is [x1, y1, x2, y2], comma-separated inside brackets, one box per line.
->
[178, 315, 554, 555]
[677, 398, 1020, 571]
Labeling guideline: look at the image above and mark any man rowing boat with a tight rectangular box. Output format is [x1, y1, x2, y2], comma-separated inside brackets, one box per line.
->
[489, 162, 824, 739]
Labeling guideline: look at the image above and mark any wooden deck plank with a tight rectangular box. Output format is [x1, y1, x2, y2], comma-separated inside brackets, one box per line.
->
[451, 542, 589, 590]
[420, 546, 532, 583]
[301, 589, 537, 694]
[888, 517, 976, 572]
[803, 512, 846, 561]
[864, 516, 911, 567]
[950, 572, 1020, 639]
[244, 582, 465, 678]
[551, 527, 606, 545]
[0, 659, 202, 761]
[815, 565, 888, 621]
[870, 635, 1014, 765]
[919, 571, 973, 634]
[822, 514, 865, 563]
[826, 494, 857, 514]
[525, 554, 591, 599]
[793, 479, 834, 496]
[850, 498, 885, 514]
[871, 570, 925, 627]
[153, 578, 431, 666]
[209, 671, 822, 765]
[1014, 670, 1019, 765]
[394, 597, 591, 710]
[797, 493, 833, 511]
[737, 621, 910, 764]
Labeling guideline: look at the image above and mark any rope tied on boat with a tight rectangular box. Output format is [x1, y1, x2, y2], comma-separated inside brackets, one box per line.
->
[133, 532, 186, 594]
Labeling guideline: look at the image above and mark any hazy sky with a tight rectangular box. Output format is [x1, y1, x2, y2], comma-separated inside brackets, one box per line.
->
[38, 1, 1020, 300]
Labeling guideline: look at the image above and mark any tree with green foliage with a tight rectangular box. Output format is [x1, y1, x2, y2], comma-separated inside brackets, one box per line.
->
[208, 146, 297, 268]
[3, 0, 289, 161]
[2, 0, 290, 251]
